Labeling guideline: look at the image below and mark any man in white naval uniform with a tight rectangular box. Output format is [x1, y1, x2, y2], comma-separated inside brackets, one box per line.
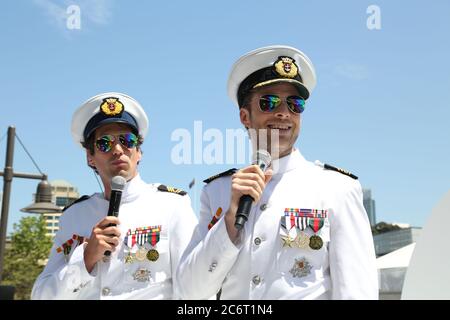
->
[32, 92, 197, 299]
[176, 46, 378, 300]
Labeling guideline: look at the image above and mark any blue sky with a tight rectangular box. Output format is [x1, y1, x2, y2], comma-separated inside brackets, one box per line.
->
[1, 0, 449, 234]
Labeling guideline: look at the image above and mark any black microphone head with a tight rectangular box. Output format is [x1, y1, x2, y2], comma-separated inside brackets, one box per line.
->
[111, 176, 126, 191]
[253, 149, 271, 171]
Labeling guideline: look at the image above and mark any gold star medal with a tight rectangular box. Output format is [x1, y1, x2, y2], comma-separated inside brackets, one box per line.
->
[280, 211, 298, 248]
[125, 252, 134, 264]
[281, 235, 294, 248]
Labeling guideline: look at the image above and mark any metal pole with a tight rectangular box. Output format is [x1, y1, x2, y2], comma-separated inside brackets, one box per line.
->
[0, 126, 15, 282]
[0, 172, 46, 180]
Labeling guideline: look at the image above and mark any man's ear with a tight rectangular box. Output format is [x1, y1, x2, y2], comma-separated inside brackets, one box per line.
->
[136, 148, 142, 164]
[86, 150, 95, 167]
[240, 108, 251, 129]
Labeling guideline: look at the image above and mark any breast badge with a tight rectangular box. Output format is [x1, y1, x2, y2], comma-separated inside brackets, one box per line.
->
[133, 268, 151, 282]
[289, 257, 312, 278]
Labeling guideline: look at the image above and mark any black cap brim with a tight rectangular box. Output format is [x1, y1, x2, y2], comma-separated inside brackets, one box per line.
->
[253, 79, 310, 100]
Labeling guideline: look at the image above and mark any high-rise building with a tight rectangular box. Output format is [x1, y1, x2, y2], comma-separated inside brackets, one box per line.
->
[44, 180, 80, 237]
[363, 188, 376, 226]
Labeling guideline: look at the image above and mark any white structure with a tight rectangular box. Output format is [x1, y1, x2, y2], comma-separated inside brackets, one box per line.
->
[377, 243, 416, 299]
[402, 190, 450, 299]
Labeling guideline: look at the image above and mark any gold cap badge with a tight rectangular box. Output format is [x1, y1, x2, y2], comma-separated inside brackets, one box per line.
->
[274, 56, 299, 78]
[100, 97, 124, 116]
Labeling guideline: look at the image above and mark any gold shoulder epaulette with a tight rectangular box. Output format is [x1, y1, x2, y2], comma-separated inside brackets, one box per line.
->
[62, 195, 91, 212]
[203, 168, 237, 184]
[314, 160, 358, 180]
[157, 184, 187, 195]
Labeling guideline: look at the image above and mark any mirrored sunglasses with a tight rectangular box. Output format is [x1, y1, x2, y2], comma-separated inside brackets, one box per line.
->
[259, 95, 305, 114]
[95, 132, 139, 153]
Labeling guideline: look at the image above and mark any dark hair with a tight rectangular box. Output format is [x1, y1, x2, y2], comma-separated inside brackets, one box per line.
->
[239, 89, 255, 111]
[239, 90, 256, 131]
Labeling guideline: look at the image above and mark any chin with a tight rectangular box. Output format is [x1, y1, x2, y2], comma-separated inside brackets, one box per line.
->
[277, 145, 294, 158]
[267, 141, 293, 156]
[110, 170, 127, 178]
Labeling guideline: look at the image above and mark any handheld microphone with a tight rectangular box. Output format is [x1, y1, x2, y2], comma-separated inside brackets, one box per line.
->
[234, 150, 271, 230]
[104, 175, 126, 256]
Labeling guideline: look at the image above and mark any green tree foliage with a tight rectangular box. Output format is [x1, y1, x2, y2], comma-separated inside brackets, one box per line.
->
[371, 221, 402, 235]
[1, 216, 52, 300]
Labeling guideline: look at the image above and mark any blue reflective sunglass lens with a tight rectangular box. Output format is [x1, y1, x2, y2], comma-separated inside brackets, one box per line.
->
[259, 95, 281, 112]
[95, 133, 139, 153]
[287, 96, 305, 114]
[95, 135, 114, 153]
[119, 133, 139, 148]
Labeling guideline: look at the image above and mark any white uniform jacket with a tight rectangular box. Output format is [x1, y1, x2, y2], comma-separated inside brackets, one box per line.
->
[176, 150, 378, 300]
[32, 174, 198, 300]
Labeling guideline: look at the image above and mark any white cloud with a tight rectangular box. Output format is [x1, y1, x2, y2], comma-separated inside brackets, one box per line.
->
[33, 0, 67, 28]
[80, 0, 112, 25]
[33, 0, 113, 30]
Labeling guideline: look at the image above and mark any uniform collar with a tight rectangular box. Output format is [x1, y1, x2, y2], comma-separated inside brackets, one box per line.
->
[98, 174, 146, 203]
[271, 148, 306, 175]
[121, 173, 146, 203]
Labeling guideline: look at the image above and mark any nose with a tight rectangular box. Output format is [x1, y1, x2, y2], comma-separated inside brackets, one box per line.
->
[274, 100, 291, 119]
[112, 140, 125, 156]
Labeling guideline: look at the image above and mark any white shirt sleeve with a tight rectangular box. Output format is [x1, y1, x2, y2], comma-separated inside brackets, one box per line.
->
[168, 194, 199, 299]
[175, 185, 241, 299]
[328, 179, 379, 299]
[31, 220, 97, 300]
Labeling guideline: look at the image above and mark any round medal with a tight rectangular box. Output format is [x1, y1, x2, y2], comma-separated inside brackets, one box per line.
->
[146, 249, 159, 262]
[135, 248, 147, 261]
[295, 232, 310, 249]
[309, 235, 323, 250]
